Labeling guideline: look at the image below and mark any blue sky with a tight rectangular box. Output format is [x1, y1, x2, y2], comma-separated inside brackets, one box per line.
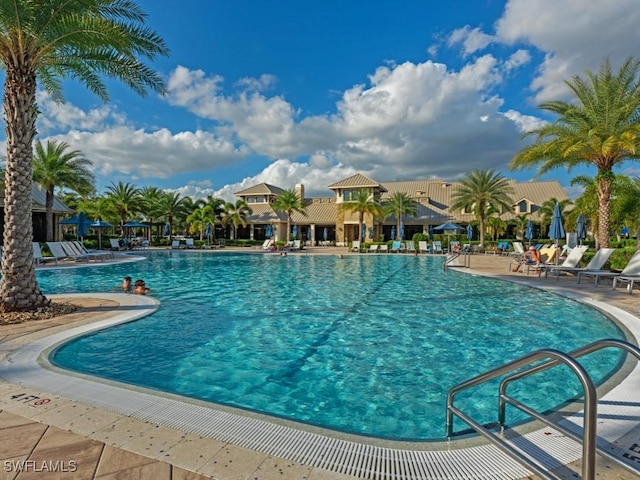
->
[19, 0, 640, 200]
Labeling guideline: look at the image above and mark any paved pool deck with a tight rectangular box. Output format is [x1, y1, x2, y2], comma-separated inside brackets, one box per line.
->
[0, 248, 639, 479]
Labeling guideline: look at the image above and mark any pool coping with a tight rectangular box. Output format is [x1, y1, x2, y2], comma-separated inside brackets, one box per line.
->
[1, 271, 640, 478]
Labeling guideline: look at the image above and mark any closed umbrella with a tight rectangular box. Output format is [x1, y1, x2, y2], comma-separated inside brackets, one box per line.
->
[361, 223, 366, 241]
[323, 227, 328, 243]
[77, 212, 88, 240]
[265, 224, 272, 238]
[164, 222, 171, 236]
[205, 223, 211, 243]
[466, 224, 473, 241]
[576, 214, 587, 245]
[399, 222, 405, 240]
[368, 226, 374, 240]
[292, 225, 298, 239]
[390, 226, 396, 240]
[525, 219, 534, 246]
[548, 203, 565, 264]
[428, 225, 434, 239]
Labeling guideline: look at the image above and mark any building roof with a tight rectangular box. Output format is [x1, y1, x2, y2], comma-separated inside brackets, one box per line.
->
[327, 173, 388, 192]
[0, 184, 73, 213]
[235, 183, 285, 196]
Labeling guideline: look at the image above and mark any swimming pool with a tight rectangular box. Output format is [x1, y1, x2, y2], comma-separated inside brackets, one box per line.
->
[46, 251, 625, 441]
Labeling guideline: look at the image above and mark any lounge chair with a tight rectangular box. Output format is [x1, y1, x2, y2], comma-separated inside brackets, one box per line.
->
[534, 245, 588, 278]
[291, 239, 301, 251]
[170, 240, 182, 249]
[33, 242, 59, 265]
[185, 238, 195, 249]
[379, 244, 388, 253]
[46, 241, 85, 262]
[261, 239, 274, 250]
[578, 250, 640, 287]
[390, 241, 403, 253]
[367, 244, 379, 253]
[61, 241, 97, 262]
[406, 241, 416, 253]
[350, 240, 361, 252]
[418, 241, 429, 253]
[109, 238, 124, 251]
[71, 241, 113, 261]
[612, 275, 640, 294]
[510, 242, 525, 259]
[524, 245, 558, 275]
[432, 241, 443, 254]
[545, 247, 614, 280]
[450, 241, 461, 253]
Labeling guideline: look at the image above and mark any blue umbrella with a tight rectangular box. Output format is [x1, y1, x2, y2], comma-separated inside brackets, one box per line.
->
[399, 222, 405, 240]
[307, 228, 312, 240]
[390, 225, 396, 240]
[548, 203, 565, 242]
[576, 214, 587, 244]
[466, 224, 473, 241]
[362, 223, 366, 241]
[323, 227, 328, 242]
[434, 221, 464, 231]
[76, 212, 88, 239]
[368, 226, 374, 240]
[123, 221, 148, 228]
[164, 222, 171, 236]
[59, 215, 79, 225]
[265, 224, 273, 238]
[525, 219, 534, 245]
[621, 226, 630, 237]
[428, 225, 434, 239]
[292, 225, 298, 239]
[205, 223, 211, 240]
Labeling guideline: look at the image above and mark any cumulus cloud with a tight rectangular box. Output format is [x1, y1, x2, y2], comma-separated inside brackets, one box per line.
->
[494, 0, 640, 102]
[447, 26, 494, 56]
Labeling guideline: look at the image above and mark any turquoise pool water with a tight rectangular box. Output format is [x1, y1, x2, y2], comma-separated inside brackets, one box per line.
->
[47, 252, 624, 440]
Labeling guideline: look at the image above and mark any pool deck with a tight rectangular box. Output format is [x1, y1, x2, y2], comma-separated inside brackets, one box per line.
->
[0, 247, 639, 479]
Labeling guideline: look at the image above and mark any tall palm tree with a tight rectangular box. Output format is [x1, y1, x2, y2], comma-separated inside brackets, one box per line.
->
[139, 186, 164, 241]
[510, 58, 640, 248]
[221, 200, 253, 240]
[383, 192, 417, 240]
[0, 0, 168, 312]
[511, 214, 530, 241]
[156, 191, 190, 241]
[338, 190, 384, 242]
[33, 140, 95, 241]
[450, 170, 514, 247]
[204, 195, 226, 239]
[272, 189, 307, 240]
[187, 205, 215, 241]
[105, 181, 141, 234]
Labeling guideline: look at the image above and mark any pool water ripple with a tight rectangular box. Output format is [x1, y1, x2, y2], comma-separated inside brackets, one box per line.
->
[46, 252, 625, 441]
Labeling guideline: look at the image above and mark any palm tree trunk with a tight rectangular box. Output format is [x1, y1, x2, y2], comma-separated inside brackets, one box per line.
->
[596, 175, 613, 248]
[45, 187, 55, 242]
[0, 65, 48, 311]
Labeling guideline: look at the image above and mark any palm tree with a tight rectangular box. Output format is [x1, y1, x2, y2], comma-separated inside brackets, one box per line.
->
[105, 181, 141, 234]
[450, 170, 514, 247]
[33, 140, 95, 241]
[338, 190, 384, 242]
[510, 58, 640, 248]
[187, 205, 215, 241]
[0, 0, 168, 312]
[272, 189, 307, 240]
[383, 192, 417, 240]
[204, 195, 226, 239]
[139, 186, 164, 241]
[156, 191, 190, 241]
[221, 200, 253, 240]
[511, 214, 530, 241]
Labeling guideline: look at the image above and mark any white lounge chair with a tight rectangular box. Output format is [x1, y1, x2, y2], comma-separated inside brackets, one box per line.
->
[534, 245, 588, 278]
[109, 238, 125, 251]
[418, 241, 429, 253]
[72, 241, 113, 261]
[367, 244, 379, 253]
[46, 241, 84, 262]
[185, 238, 195, 249]
[406, 240, 416, 253]
[379, 244, 388, 253]
[545, 247, 614, 280]
[351, 240, 361, 252]
[510, 242, 525, 259]
[432, 241, 443, 254]
[61, 241, 95, 262]
[262, 239, 274, 250]
[170, 240, 182, 249]
[578, 250, 640, 287]
[33, 242, 59, 265]
[612, 275, 640, 294]
[291, 239, 301, 251]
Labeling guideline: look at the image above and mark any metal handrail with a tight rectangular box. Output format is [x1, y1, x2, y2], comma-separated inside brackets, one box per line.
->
[446, 348, 597, 480]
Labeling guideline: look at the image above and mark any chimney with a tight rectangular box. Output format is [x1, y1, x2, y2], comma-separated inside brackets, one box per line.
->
[295, 183, 305, 201]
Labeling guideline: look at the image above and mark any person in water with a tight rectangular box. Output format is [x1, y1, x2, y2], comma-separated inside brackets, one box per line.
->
[133, 279, 151, 295]
[120, 276, 132, 293]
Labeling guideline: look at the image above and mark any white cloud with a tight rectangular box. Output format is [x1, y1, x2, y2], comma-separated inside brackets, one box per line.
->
[494, 0, 640, 102]
[447, 26, 494, 56]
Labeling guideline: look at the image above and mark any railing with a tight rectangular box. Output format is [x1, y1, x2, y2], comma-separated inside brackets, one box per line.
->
[446, 339, 640, 480]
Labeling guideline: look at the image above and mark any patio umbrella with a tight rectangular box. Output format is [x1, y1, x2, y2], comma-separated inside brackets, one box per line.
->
[164, 222, 171, 236]
[205, 223, 212, 242]
[576, 214, 587, 245]
[59, 215, 79, 225]
[76, 212, 88, 240]
[621, 226, 630, 238]
[466, 224, 473, 241]
[265, 224, 272, 238]
[368, 226, 374, 240]
[548, 203, 565, 264]
[434, 222, 464, 251]
[89, 219, 112, 250]
[390, 225, 396, 240]
[307, 228, 312, 241]
[428, 225, 434, 239]
[525, 219, 534, 246]
[323, 227, 328, 243]
[362, 223, 366, 241]
[399, 222, 405, 240]
[291, 225, 298, 240]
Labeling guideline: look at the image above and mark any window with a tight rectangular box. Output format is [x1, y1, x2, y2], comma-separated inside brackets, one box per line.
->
[518, 200, 528, 213]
